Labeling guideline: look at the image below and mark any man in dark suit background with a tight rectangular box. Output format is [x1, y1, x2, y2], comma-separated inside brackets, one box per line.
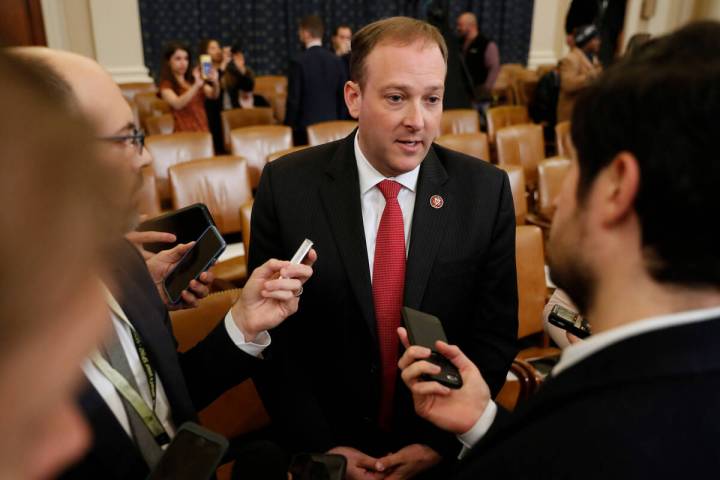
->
[249, 17, 518, 479]
[20, 48, 315, 480]
[285, 15, 347, 145]
[398, 21, 720, 479]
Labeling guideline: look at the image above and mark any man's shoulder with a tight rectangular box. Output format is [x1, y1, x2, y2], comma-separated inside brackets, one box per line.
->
[264, 136, 350, 180]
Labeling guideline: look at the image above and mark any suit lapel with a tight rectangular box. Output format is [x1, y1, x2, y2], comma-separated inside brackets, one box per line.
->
[404, 146, 450, 308]
[319, 132, 377, 339]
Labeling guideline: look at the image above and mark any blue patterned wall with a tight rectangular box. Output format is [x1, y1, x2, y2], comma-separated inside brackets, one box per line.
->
[138, 0, 534, 80]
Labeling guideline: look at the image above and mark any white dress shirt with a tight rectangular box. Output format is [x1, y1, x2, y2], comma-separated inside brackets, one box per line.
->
[355, 130, 420, 279]
[457, 304, 720, 452]
[83, 290, 270, 440]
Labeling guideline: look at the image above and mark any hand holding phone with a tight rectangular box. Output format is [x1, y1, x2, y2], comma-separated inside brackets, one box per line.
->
[548, 304, 591, 339]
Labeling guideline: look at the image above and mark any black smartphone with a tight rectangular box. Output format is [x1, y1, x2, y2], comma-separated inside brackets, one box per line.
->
[401, 307, 463, 389]
[137, 204, 215, 254]
[548, 304, 591, 339]
[163, 225, 226, 304]
[146, 422, 228, 480]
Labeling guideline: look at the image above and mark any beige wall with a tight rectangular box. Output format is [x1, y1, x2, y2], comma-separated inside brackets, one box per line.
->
[528, 0, 571, 68]
[693, 0, 720, 20]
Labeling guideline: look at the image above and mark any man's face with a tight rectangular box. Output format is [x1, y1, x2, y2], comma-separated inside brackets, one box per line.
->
[547, 156, 595, 313]
[332, 27, 352, 53]
[456, 16, 471, 39]
[586, 37, 601, 54]
[207, 40, 223, 63]
[345, 40, 446, 177]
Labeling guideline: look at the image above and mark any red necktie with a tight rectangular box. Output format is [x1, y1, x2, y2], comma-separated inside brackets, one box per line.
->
[372, 179, 405, 430]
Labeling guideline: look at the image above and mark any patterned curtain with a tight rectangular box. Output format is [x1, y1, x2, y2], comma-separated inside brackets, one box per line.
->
[138, 0, 534, 80]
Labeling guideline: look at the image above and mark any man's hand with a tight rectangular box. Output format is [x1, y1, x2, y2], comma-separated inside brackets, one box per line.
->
[566, 331, 583, 345]
[397, 327, 491, 435]
[231, 250, 316, 342]
[327, 446, 383, 480]
[125, 230, 176, 260]
[374, 444, 441, 480]
[145, 242, 214, 310]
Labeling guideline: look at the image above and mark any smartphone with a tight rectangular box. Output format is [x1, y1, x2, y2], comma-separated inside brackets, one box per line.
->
[401, 307, 463, 389]
[290, 239, 314, 264]
[548, 304, 591, 339]
[137, 204, 215, 254]
[147, 422, 228, 480]
[163, 225, 226, 304]
[199, 54, 212, 79]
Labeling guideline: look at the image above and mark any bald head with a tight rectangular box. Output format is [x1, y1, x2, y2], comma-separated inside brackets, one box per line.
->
[457, 12, 478, 40]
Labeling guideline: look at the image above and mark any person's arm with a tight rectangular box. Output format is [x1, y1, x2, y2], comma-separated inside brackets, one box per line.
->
[159, 70, 204, 110]
[483, 42, 501, 92]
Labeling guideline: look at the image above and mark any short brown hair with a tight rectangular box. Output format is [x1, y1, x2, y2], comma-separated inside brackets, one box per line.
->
[299, 15, 324, 39]
[350, 16, 448, 87]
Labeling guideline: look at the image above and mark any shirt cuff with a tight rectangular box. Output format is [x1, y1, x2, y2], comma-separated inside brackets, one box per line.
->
[224, 310, 271, 358]
[457, 400, 498, 457]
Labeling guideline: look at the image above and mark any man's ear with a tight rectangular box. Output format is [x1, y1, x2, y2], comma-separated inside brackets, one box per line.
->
[599, 151, 640, 226]
[344, 81, 361, 120]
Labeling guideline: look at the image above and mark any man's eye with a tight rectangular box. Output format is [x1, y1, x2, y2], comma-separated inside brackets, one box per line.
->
[427, 96, 441, 104]
[387, 95, 403, 103]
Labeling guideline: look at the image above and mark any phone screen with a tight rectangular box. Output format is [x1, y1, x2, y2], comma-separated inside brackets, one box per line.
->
[164, 226, 225, 304]
[200, 54, 212, 78]
[148, 424, 227, 480]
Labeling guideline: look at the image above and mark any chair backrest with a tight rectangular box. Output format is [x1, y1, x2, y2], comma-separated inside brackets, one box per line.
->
[145, 113, 174, 136]
[535, 64, 556, 78]
[145, 132, 214, 202]
[486, 105, 530, 145]
[555, 121, 573, 158]
[136, 165, 161, 218]
[169, 155, 252, 235]
[496, 123, 545, 188]
[150, 98, 171, 115]
[516, 225, 547, 338]
[513, 76, 539, 107]
[306, 120, 357, 146]
[497, 164, 528, 225]
[229, 125, 292, 189]
[240, 200, 253, 258]
[254, 76, 288, 123]
[435, 132, 490, 162]
[221, 107, 275, 152]
[170, 289, 270, 439]
[439, 109, 479, 135]
[266, 145, 309, 163]
[118, 82, 156, 101]
[537, 156, 571, 221]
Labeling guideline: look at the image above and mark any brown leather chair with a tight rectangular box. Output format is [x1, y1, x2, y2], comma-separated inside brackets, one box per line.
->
[118, 81, 156, 101]
[435, 132, 490, 161]
[151, 98, 171, 115]
[240, 200, 253, 258]
[486, 105, 530, 147]
[513, 75, 539, 107]
[254, 76, 288, 123]
[306, 120, 357, 146]
[497, 164, 527, 225]
[535, 64, 556, 79]
[439, 109, 479, 135]
[134, 91, 159, 129]
[136, 166, 161, 218]
[221, 107, 275, 152]
[495, 358, 542, 411]
[266, 145, 309, 163]
[536, 157, 571, 221]
[145, 132, 214, 203]
[491, 64, 526, 104]
[145, 113, 174, 136]
[229, 125, 292, 189]
[496, 123, 545, 189]
[555, 121, 573, 158]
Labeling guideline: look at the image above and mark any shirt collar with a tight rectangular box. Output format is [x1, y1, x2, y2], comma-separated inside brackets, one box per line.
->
[553, 304, 720, 376]
[354, 129, 420, 195]
[305, 39, 322, 49]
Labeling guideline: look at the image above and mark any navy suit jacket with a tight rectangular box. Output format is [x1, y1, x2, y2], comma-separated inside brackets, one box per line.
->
[455, 316, 720, 479]
[248, 132, 518, 459]
[60, 241, 261, 479]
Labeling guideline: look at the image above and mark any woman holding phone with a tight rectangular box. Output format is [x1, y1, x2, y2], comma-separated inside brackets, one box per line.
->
[159, 42, 220, 132]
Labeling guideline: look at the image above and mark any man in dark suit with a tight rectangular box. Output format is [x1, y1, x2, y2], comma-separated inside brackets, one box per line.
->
[249, 17, 518, 479]
[398, 21, 720, 479]
[285, 15, 347, 145]
[22, 48, 314, 479]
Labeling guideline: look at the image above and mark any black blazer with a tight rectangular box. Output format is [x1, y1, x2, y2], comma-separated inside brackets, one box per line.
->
[284, 45, 346, 130]
[456, 316, 720, 479]
[61, 241, 261, 479]
[248, 132, 518, 459]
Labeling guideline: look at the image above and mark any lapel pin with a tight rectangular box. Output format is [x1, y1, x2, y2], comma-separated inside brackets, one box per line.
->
[430, 194, 444, 209]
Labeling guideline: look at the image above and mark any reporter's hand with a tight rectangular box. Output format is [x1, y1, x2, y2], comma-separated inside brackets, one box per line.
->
[375, 444, 440, 480]
[397, 327, 491, 435]
[125, 230, 176, 260]
[192, 67, 203, 85]
[231, 249, 316, 342]
[145, 242, 214, 310]
[327, 446, 383, 480]
[566, 331, 583, 345]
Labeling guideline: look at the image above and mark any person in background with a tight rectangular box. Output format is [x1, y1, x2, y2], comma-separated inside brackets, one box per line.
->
[159, 42, 220, 133]
[0, 49, 126, 479]
[456, 12, 500, 101]
[199, 38, 229, 152]
[331, 24, 352, 78]
[223, 41, 270, 110]
[557, 24, 603, 123]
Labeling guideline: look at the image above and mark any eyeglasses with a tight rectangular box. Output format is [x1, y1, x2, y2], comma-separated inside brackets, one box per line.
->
[98, 127, 145, 155]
